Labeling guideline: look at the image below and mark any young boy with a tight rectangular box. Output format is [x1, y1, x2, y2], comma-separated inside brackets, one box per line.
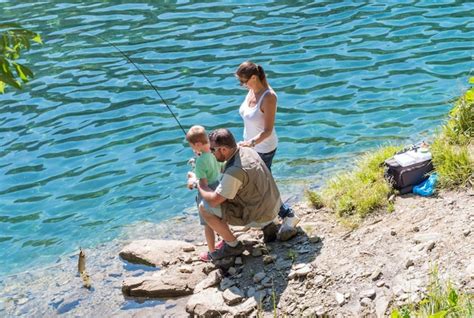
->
[186, 125, 223, 261]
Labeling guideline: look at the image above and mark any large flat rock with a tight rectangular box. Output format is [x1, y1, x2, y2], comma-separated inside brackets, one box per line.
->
[119, 239, 194, 267]
[122, 266, 207, 298]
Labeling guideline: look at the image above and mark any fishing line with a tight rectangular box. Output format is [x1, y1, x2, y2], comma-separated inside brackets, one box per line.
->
[88, 34, 187, 136]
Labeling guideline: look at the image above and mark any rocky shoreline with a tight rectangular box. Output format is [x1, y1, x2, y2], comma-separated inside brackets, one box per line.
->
[1, 189, 473, 317]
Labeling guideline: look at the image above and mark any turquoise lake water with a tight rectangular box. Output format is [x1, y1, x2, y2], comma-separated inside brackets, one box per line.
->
[0, 1, 472, 276]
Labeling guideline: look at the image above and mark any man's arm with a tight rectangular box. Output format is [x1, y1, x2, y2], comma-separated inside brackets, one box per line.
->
[197, 183, 226, 207]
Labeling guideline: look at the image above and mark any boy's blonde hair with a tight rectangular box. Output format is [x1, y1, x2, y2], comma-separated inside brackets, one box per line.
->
[186, 125, 209, 144]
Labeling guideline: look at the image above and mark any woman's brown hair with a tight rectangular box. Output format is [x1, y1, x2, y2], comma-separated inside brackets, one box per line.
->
[235, 61, 268, 86]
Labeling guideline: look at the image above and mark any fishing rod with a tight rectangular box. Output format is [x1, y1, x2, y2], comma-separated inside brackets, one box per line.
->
[88, 34, 187, 136]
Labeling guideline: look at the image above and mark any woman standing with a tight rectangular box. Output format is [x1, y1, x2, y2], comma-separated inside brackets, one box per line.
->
[235, 61, 299, 240]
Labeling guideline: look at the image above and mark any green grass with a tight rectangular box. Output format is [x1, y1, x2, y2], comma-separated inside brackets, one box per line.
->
[431, 86, 473, 188]
[305, 189, 324, 209]
[391, 267, 473, 318]
[311, 146, 400, 219]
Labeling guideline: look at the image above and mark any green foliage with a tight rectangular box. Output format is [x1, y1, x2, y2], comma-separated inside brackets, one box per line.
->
[321, 146, 400, 219]
[305, 189, 324, 209]
[0, 23, 42, 93]
[391, 267, 473, 317]
[431, 84, 474, 188]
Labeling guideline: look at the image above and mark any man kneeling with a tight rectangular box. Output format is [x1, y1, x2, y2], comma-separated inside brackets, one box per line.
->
[193, 128, 281, 260]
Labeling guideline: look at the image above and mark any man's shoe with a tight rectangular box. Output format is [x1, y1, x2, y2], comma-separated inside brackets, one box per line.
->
[209, 241, 245, 260]
[277, 223, 298, 241]
[262, 222, 278, 243]
[283, 214, 300, 228]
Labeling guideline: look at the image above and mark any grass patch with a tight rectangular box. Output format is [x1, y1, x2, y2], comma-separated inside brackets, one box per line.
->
[305, 189, 324, 209]
[431, 85, 473, 188]
[309, 146, 400, 219]
[391, 267, 473, 318]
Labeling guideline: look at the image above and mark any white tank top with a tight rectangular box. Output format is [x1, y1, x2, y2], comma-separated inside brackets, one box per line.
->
[239, 89, 278, 153]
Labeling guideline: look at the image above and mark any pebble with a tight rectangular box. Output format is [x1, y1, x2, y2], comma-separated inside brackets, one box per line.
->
[360, 297, 372, 306]
[220, 277, 236, 290]
[335, 292, 345, 306]
[253, 272, 266, 283]
[235, 257, 243, 265]
[370, 269, 382, 281]
[405, 259, 415, 269]
[182, 246, 195, 252]
[228, 267, 238, 276]
[247, 287, 256, 298]
[252, 248, 263, 257]
[360, 288, 376, 300]
[463, 230, 471, 237]
[223, 287, 244, 306]
[295, 265, 312, 278]
[426, 241, 436, 252]
[179, 265, 193, 273]
[263, 255, 275, 265]
[376, 280, 385, 287]
[390, 230, 397, 236]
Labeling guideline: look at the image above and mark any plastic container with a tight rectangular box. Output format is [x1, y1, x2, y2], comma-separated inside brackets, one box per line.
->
[413, 173, 438, 197]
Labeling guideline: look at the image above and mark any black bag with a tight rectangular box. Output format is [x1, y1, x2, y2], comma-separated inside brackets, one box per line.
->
[384, 147, 434, 195]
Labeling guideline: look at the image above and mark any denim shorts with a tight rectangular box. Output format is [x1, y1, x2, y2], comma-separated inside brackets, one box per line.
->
[258, 148, 277, 171]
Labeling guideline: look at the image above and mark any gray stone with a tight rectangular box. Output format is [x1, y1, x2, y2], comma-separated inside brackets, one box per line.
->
[235, 257, 243, 265]
[186, 287, 257, 317]
[253, 272, 266, 283]
[276, 259, 293, 270]
[228, 267, 238, 276]
[360, 297, 372, 306]
[247, 287, 256, 298]
[295, 264, 312, 277]
[263, 255, 275, 264]
[370, 269, 382, 281]
[426, 241, 436, 252]
[360, 288, 376, 300]
[335, 291, 345, 306]
[194, 270, 222, 293]
[220, 277, 236, 290]
[252, 248, 263, 257]
[119, 240, 195, 267]
[182, 246, 195, 252]
[179, 265, 193, 273]
[223, 287, 244, 305]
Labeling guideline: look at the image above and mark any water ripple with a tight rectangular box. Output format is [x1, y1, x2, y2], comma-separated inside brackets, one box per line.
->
[0, 0, 472, 276]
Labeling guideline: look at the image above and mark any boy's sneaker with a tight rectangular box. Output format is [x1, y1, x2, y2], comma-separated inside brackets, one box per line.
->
[262, 222, 278, 243]
[277, 223, 298, 241]
[199, 251, 212, 262]
[209, 241, 245, 260]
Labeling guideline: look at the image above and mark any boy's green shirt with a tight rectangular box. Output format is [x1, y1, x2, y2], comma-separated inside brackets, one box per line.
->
[194, 151, 221, 184]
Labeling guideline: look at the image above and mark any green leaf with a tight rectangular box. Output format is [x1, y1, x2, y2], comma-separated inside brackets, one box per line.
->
[469, 77, 474, 84]
[13, 62, 28, 82]
[391, 310, 401, 318]
[0, 80, 5, 93]
[32, 34, 42, 44]
[448, 289, 458, 306]
[428, 311, 448, 318]
[0, 74, 21, 89]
